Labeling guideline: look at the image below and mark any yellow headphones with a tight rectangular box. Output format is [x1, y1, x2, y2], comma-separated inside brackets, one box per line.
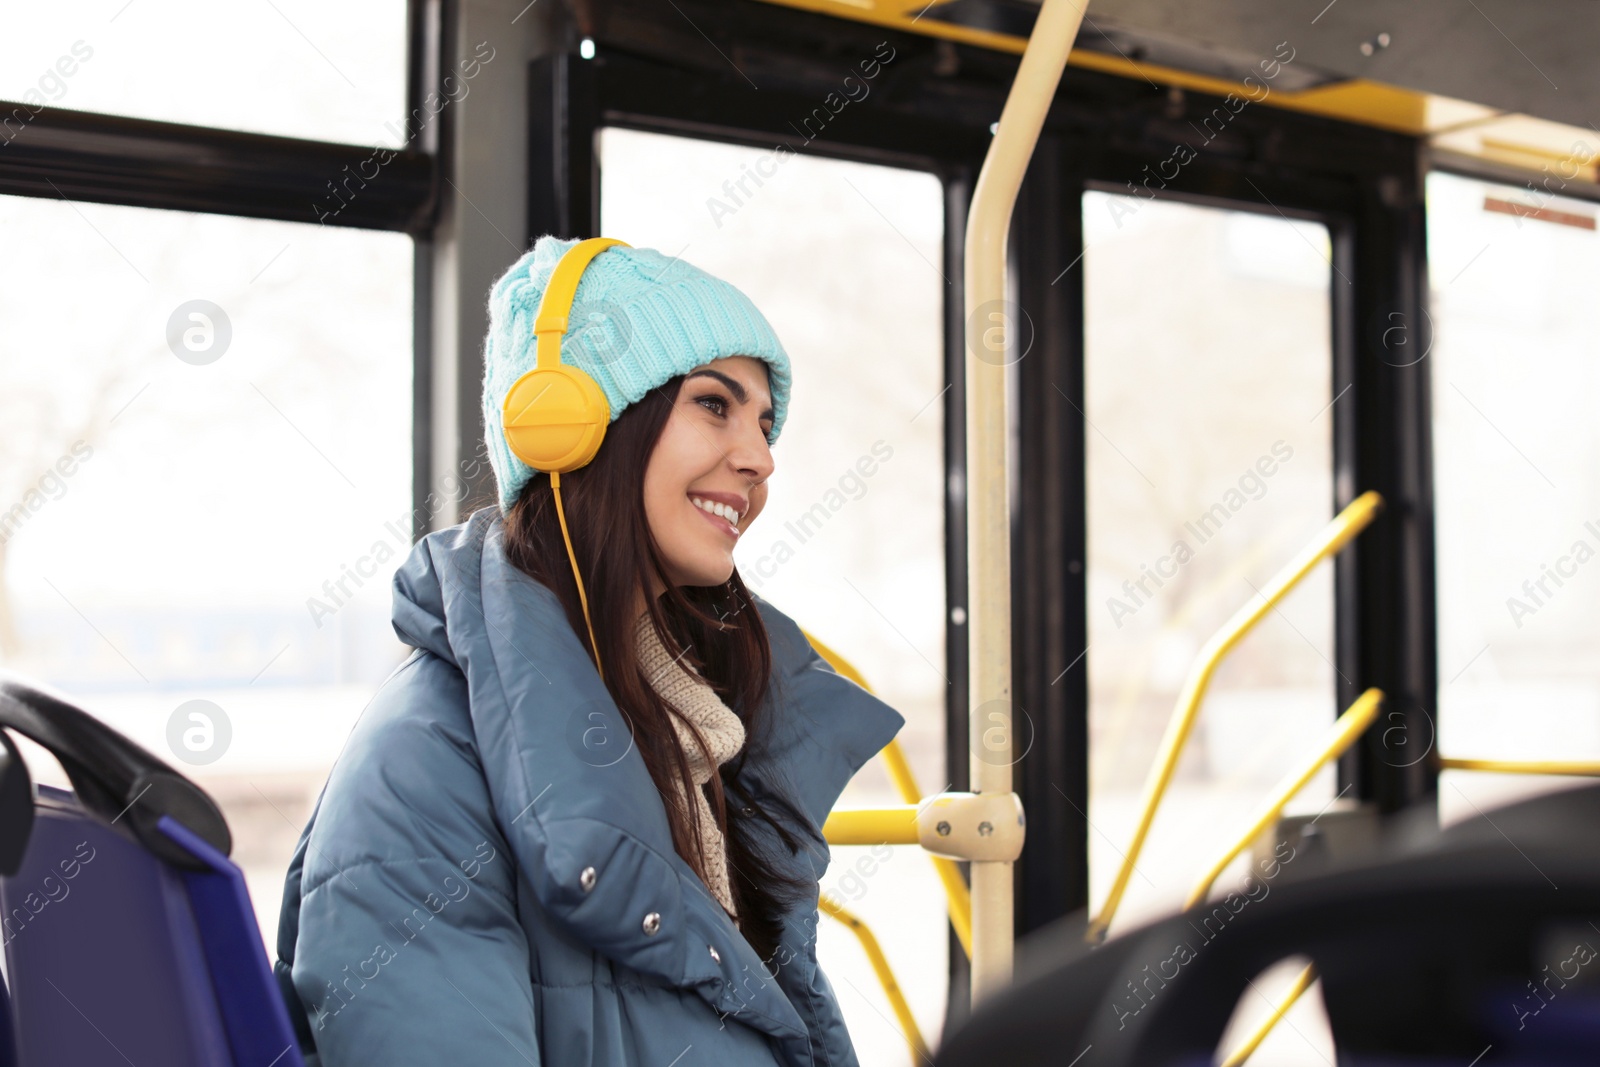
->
[500, 236, 632, 683]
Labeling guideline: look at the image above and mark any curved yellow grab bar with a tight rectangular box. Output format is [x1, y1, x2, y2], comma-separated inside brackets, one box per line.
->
[819, 895, 931, 1062]
[1439, 757, 1600, 776]
[1191, 689, 1381, 1067]
[880, 740, 926, 823]
[883, 744, 975, 956]
[802, 628, 875, 691]
[1186, 688, 1384, 910]
[803, 628, 975, 956]
[1219, 963, 1319, 1067]
[1088, 491, 1384, 943]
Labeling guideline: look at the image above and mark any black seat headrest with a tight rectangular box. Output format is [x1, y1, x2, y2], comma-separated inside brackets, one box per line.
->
[936, 784, 1600, 1067]
[0, 672, 231, 872]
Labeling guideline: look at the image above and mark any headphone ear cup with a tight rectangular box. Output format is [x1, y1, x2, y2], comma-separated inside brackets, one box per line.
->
[502, 363, 611, 474]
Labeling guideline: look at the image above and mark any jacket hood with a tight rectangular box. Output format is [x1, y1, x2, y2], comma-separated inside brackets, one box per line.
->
[380, 506, 904, 1057]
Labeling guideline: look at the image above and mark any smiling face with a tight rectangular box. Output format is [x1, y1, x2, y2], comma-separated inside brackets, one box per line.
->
[641, 355, 776, 603]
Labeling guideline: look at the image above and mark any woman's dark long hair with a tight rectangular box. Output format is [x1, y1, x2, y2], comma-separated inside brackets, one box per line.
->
[502, 372, 811, 964]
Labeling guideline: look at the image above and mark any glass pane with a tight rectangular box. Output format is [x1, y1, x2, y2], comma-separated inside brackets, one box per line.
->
[1426, 168, 1600, 823]
[0, 194, 414, 947]
[0, 2, 408, 146]
[1083, 191, 1334, 934]
[599, 126, 948, 1066]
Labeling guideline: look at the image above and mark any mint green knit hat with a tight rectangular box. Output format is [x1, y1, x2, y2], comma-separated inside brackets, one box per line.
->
[481, 235, 792, 513]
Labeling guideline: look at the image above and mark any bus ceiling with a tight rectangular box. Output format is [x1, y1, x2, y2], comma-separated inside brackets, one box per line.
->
[747, 0, 1599, 181]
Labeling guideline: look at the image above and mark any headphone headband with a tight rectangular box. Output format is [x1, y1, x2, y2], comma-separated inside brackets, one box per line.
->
[533, 236, 631, 373]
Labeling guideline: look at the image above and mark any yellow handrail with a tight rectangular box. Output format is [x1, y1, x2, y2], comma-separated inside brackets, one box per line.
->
[1438, 757, 1600, 776]
[804, 628, 975, 955]
[801, 628, 933, 1056]
[822, 807, 921, 846]
[880, 741, 926, 819]
[818, 895, 931, 1062]
[802, 627, 875, 691]
[881, 745, 977, 955]
[1192, 688, 1381, 1067]
[1088, 490, 1384, 943]
[1219, 963, 1318, 1067]
[1186, 688, 1384, 910]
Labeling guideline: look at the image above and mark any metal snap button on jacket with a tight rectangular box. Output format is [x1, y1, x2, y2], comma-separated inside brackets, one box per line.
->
[642, 912, 661, 936]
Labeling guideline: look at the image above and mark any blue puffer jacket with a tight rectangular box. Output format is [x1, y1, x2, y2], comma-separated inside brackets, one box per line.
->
[272, 506, 904, 1066]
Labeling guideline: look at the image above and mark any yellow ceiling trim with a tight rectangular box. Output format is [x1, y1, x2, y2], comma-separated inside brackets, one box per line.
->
[1475, 140, 1599, 182]
[749, 0, 1449, 134]
[748, 0, 1031, 55]
[748, 0, 1600, 187]
[1275, 81, 1428, 134]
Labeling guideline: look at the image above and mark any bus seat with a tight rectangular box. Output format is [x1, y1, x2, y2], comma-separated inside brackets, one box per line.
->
[935, 783, 1600, 1067]
[0, 673, 305, 1067]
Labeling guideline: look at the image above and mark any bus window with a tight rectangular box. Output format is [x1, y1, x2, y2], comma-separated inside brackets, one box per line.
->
[0, 3, 408, 147]
[599, 126, 948, 1066]
[1082, 191, 1336, 927]
[1427, 169, 1600, 823]
[0, 194, 415, 946]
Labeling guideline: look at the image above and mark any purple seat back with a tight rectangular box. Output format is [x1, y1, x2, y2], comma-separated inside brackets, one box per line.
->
[0, 784, 304, 1067]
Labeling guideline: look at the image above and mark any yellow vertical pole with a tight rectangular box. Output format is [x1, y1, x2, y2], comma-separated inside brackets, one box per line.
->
[964, 0, 1088, 1003]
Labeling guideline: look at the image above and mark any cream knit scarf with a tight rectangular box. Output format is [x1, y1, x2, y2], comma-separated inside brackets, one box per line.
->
[633, 610, 746, 921]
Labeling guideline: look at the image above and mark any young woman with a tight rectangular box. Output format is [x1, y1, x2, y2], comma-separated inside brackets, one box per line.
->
[273, 236, 904, 1067]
